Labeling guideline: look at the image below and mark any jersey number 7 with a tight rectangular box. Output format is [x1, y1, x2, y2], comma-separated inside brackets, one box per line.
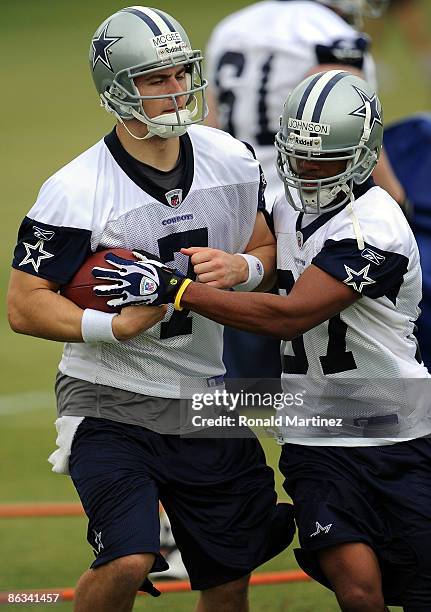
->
[158, 228, 208, 339]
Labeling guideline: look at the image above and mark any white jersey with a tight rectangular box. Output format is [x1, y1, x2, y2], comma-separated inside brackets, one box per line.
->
[206, 0, 377, 207]
[13, 125, 264, 398]
[273, 182, 430, 446]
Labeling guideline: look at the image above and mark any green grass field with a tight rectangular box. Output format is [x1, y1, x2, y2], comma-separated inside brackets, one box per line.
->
[1, 0, 429, 609]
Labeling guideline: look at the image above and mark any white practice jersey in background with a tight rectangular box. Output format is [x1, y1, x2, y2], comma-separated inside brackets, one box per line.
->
[206, 0, 377, 207]
[13, 126, 262, 398]
[273, 183, 430, 446]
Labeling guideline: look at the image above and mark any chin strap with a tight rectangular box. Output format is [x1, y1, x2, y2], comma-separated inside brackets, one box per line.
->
[345, 99, 372, 249]
[347, 197, 365, 250]
[303, 182, 350, 212]
[100, 93, 149, 140]
[129, 107, 191, 139]
[101, 92, 198, 140]
[353, 100, 372, 168]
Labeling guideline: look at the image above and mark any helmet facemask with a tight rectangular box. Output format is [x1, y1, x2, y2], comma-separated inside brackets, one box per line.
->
[101, 53, 208, 139]
[276, 135, 378, 214]
[275, 70, 383, 215]
[91, 7, 208, 139]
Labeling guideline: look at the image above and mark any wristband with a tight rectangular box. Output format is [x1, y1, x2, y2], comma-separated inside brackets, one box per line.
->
[232, 254, 264, 292]
[174, 278, 193, 311]
[81, 309, 120, 344]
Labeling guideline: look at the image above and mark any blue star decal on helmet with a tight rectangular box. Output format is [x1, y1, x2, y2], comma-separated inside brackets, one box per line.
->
[349, 86, 382, 132]
[91, 24, 122, 72]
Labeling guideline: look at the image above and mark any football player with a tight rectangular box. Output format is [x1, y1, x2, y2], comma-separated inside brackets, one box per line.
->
[127, 71, 431, 611]
[7, 6, 294, 612]
[205, 0, 406, 385]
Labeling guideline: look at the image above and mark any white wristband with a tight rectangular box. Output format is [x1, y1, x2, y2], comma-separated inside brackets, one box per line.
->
[233, 254, 264, 292]
[81, 309, 119, 344]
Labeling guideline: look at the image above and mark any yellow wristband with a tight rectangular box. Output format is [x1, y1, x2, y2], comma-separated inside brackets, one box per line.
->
[174, 278, 193, 311]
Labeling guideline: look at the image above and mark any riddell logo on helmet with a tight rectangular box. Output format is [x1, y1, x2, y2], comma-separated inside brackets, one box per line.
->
[288, 118, 330, 135]
[288, 134, 321, 150]
[158, 43, 188, 58]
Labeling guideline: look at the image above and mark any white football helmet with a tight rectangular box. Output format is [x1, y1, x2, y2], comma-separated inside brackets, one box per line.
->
[275, 70, 383, 214]
[90, 6, 208, 138]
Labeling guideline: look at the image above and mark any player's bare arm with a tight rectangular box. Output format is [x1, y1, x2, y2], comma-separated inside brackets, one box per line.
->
[372, 148, 405, 205]
[181, 211, 276, 290]
[7, 269, 166, 342]
[178, 263, 359, 339]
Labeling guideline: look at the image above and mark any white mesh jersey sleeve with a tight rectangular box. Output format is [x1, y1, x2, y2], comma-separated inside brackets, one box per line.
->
[12, 139, 112, 284]
[27, 143, 102, 231]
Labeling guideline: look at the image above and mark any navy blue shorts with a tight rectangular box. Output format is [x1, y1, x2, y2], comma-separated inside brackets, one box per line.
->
[279, 439, 431, 609]
[69, 417, 294, 591]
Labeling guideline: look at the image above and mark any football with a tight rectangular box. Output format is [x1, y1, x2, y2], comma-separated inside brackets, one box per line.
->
[61, 248, 138, 313]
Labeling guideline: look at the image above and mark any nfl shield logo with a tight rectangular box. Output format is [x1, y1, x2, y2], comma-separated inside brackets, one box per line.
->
[165, 189, 183, 208]
[296, 231, 303, 248]
[141, 278, 157, 295]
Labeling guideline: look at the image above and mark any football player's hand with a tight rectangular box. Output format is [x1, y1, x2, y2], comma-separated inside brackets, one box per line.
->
[92, 251, 188, 308]
[180, 247, 248, 289]
[112, 305, 167, 341]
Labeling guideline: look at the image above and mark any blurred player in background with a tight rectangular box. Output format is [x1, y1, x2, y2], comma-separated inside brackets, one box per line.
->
[132, 71, 431, 612]
[205, 0, 406, 381]
[206, 0, 404, 208]
[7, 6, 293, 611]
